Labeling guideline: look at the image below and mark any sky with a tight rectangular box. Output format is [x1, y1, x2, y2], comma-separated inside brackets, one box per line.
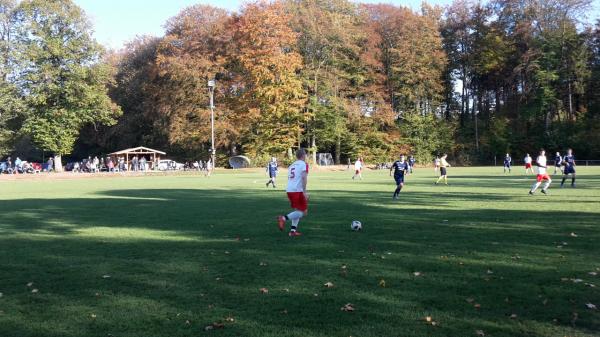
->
[75, 0, 600, 50]
[74, 0, 455, 49]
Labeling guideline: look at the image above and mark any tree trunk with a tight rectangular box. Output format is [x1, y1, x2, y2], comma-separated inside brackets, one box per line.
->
[335, 136, 341, 165]
[54, 155, 63, 172]
[474, 95, 479, 152]
[311, 134, 317, 165]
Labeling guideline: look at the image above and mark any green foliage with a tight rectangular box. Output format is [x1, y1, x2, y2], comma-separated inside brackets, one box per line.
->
[400, 112, 455, 164]
[15, 0, 120, 155]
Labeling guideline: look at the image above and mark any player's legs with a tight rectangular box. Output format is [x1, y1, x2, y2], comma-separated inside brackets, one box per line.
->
[279, 192, 307, 235]
[393, 178, 404, 199]
[542, 176, 551, 193]
[530, 175, 543, 194]
[571, 173, 576, 187]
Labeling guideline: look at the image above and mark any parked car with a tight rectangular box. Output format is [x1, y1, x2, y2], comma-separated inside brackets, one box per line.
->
[157, 159, 185, 171]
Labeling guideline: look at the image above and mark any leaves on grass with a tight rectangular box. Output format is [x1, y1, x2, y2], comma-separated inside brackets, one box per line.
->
[0, 292, 3, 298]
[424, 316, 437, 326]
[510, 313, 518, 319]
[586, 303, 597, 310]
[486, 269, 494, 275]
[570, 232, 578, 237]
[475, 330, 485, 336]
[473, 303, 481, 309]
[589, 272, 598, 276]
[466, 298, 475, 304]
[413, 272, 422, 277]
[379, 279, 386, 288]
[259, 262, 268, 266]
[31, 289, 39, 294]
[324, 282, 334, 288]
[280, 309, 288, 315]
[259, 288, 269, 294]
[90, 314, 97, 319]
[102, 275, 111, 279]
[26, 282, 33, 287]
[225, 316, 235, 322]
[340, 303, 355, 312]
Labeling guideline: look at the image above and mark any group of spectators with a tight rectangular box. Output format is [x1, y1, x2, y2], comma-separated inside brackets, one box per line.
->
[0, 156, 54, 174]
[70, 155, 150, 173]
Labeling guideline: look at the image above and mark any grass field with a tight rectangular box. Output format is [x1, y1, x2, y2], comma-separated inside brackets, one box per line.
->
[0, 167, 599, 337]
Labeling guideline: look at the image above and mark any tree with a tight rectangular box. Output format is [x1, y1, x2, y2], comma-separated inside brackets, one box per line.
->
[15, 0, 120, 170]
[237, 1, 305, 158]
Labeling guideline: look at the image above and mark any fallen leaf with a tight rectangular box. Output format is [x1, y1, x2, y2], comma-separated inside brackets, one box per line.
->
[474, 303, 481, 309]
[102, 275, 111, 279]
[341, 303, 355, 312]
[324, 282, 334, 288]
[379, 279, 386, 288]
[486, 269, 494, 275]
[26, 282, 33, 287]
[466, 298, 475, 303]
[280, 309, 288, 315]
[570, 232, 578, 237]
[31, 289, 38, 294]
[282, 288, 290, 292]
[589, 272, 598, 276]
[475, 330, 485, 336]
[425, 316, 432, 322]
[573, 279, 583, 283]
[185, 320, 191, 325]
[585, 283, 596, 288]
[259, 288, 269, 294]
[510, 313, 518, 319]
[90, 314, 97, 319]
[0, 292, 3, 298]
[586, 303, 597, 310]
[259, 262, 268, 266]
[225, 317, 235, 322]
[313, 293, 319, 297]
[413, 272, 422, 277]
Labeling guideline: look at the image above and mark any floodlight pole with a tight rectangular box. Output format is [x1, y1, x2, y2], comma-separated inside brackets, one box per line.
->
[208, 79, 216, 173]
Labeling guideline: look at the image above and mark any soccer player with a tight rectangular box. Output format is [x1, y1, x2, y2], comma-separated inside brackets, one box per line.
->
[277, 149, 309, 237]
[435, 154, 451, 185]
[524, 153, 533, 174]
[408, 155, 416, 174]
[390, 155, 410, 200]
[529, 149, 551, 195]
[561, 148, 576, 188]
[352, 157, 363, 180]
[554, 152, 563, 174]
[503, 153, 512, 173]
[266, 157, 278, 188]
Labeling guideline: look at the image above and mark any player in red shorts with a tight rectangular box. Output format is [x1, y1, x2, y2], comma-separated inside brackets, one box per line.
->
[524, 153, 533, 174]
[529, 149, 551, 195]
[277, 149, 309, 237]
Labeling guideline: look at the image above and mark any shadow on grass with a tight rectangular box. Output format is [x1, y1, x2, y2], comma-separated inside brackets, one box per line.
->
[0, 188, 599, 337]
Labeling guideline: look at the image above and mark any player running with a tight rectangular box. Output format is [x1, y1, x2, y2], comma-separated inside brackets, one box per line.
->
[554, 152, 563, 174]
[529, 149, 551, 195]
[352, 157, 363, 180]
[561, 148, 576, 188]
[390, 155, 410, 200]
[265, 157, 278, 188]
[277, 149, 309, 237]
[503, 153, 512, 173]
[408, 155, 416, 174]
[435, 154, 451, 185]
[524, 154, 533, 174]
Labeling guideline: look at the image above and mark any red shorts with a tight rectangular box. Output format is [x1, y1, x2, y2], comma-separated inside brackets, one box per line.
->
[536, 173, 551, 182]
[287, 192, 308, 212]
[525, 163, 532, 169]
[355, 170, 360, 175]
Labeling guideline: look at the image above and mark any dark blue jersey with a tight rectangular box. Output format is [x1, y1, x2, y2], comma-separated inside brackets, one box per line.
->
[408, 157, 416, 166]
[504, 156, 512, 164]
[564, 155, 575, 168]
[554, 155, 562, 166]
[392, 160, 409, 176]
[267, 162, 278, 175]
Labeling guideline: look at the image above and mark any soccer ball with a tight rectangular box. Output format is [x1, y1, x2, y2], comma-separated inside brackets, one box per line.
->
[351, 220, 362, 231]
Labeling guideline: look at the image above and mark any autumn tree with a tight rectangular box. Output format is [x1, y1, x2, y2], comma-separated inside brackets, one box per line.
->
[237, 1, 305, 159]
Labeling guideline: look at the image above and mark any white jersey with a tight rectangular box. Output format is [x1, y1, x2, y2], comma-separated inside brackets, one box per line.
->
[524, 156, 532, 164]
[354, 160, 362, 170]
[536, 155, 547, 174]
[286, 160, 309, 192]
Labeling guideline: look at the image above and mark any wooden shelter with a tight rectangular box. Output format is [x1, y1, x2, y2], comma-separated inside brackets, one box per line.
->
[109, 146, 166, 170]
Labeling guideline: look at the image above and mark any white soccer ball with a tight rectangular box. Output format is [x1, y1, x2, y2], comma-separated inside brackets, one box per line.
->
[351, 220, 362, 231]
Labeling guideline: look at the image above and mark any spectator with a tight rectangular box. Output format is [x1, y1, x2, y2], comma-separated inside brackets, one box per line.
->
[47, 157, 54, 172]
[15, 157, 22, 174]
[139, 156, 147, 171]
[132, 156, 138, 172]
[92, 156, 99, 173]
[107, 158, 115, 172]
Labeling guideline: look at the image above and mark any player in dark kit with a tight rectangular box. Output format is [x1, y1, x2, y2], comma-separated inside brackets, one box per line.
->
[561, 149, 576, 188]
[554, 152, 563, 174]
[408, 155, 416, 174]
[503, 153, 512, 173]
[266, 157, 278, 188]
[390, 155, 410, 200]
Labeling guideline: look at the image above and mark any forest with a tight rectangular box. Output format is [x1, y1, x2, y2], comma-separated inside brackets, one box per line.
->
[1, 0, 599, 167]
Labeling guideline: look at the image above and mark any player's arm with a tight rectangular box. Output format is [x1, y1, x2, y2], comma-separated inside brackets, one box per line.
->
[301, 170, 308, 198]
[389, 165, 394, 176]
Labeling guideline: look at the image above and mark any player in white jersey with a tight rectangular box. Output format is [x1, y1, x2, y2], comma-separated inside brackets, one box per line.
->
[529, 149, 551, 195]
[352, 157, 363, 180]
[277, 149, 309, 237]
[524, 154, 533, 174]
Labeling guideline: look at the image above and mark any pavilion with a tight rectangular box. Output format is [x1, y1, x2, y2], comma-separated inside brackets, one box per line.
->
[108, 146, 166, 169]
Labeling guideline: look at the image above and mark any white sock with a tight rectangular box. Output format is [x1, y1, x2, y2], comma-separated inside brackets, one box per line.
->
[531, 182, 540, 192]
[291, 218, 300, 230]
[542, 181, 551, 190]
[286, 210, 304, 221]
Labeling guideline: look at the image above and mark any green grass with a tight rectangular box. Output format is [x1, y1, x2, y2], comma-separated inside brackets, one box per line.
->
[0, 167, 599, 337]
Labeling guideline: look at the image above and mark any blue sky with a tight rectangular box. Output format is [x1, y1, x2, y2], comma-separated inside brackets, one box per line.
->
[74, 0, 454, 49]
[74, 0, 599, 50]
